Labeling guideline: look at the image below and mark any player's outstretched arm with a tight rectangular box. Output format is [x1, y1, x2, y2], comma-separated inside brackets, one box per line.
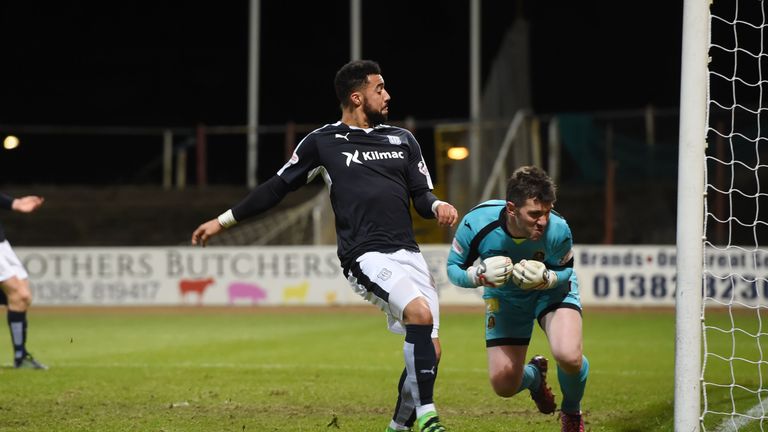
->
[191, 219, 223, 247]
[191, 175, 293, 247]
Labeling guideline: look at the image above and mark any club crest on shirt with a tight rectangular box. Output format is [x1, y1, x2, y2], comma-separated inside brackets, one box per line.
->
[377, 268, 392, 281]
[386, 135, 402, 144]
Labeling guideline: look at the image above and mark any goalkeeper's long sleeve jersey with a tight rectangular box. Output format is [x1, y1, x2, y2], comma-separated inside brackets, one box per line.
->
[446, 200, 576, 294]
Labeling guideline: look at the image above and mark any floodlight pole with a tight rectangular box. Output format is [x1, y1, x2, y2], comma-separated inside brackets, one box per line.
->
[469, 0, 481, 197]
[247, 0, 261, 189]
[351, 0, 361, 60]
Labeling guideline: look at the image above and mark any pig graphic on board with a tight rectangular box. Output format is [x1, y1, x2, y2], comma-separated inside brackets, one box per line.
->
[227, 282, 268, 305]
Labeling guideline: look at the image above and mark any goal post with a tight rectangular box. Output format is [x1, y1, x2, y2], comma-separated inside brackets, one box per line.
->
[677, 0, 768, 430]
[675, 0, 710, 431]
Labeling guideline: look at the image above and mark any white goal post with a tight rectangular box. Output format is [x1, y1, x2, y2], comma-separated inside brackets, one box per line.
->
[677, 1, 768, 431]
[675, 0, 709, 430]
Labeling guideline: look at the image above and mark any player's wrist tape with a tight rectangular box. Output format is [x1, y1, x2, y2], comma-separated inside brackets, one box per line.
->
[431, 200, 446, 216]
[217, 209, 237, 228]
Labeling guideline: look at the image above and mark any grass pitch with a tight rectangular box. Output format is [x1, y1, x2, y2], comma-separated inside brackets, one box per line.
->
[0, 306, 718, 431]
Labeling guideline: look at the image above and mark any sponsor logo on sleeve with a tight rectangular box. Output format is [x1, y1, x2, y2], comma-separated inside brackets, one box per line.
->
[418, 161, 429, 177]
[559, 249, 574, 265]
[451, 238, 464, 255]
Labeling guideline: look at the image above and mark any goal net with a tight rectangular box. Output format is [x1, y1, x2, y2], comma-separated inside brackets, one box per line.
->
[697, 0, 768, 430]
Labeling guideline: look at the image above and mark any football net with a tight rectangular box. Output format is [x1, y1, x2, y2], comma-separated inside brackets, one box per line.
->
[695, 0, 768, 430]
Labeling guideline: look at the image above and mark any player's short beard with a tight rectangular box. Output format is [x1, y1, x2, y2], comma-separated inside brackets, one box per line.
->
[363, 101, 387, 126]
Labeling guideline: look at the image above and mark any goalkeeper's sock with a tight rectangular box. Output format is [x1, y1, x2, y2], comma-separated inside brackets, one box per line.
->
[404, 324, 436, 408]
[558, 355, 589, 414]
[514, 362, 540, 395]
[7, 310, 27, 362]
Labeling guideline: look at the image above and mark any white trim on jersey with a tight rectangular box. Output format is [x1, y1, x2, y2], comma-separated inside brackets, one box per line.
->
[276, 123, 334, 177]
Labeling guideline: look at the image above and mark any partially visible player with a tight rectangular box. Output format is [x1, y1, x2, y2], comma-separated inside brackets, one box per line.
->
[0, 192, 47, 369]
[446, 166, 588, 432]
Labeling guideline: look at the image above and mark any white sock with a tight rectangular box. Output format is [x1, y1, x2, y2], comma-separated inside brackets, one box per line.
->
[416, 403, 436, 419]
[388, 420, 411, 431]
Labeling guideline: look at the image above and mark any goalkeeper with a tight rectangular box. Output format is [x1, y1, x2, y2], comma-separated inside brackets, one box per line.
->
[446, 166, 588, 432]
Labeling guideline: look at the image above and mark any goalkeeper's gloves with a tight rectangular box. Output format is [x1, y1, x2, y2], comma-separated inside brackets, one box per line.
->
[511, 259, 558, 290]
[467, 256, 513, 287]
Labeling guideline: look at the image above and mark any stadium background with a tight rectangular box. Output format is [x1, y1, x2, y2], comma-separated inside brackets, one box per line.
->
[0, 1, 685, 247]
[0, 3, 706, 431]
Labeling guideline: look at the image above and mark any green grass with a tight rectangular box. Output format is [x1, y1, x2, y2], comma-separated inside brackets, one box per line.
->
[0, 307, 756, 431]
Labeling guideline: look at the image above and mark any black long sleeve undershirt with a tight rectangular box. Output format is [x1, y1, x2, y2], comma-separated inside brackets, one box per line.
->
[230, 176, 291, 222]
[0, 193, 13, 210]
[412, 190, 438, 219]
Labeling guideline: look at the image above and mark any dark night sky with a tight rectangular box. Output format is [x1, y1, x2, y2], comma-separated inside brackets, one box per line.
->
[0, 1, 683, 185]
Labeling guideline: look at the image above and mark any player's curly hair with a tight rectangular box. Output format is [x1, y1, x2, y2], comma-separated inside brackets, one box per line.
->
[334, 60, 381, 108]
[505, 166, 557, 207]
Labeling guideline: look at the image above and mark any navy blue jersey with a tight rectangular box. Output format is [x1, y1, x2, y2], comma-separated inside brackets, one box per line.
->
[277, 121, 435, 269]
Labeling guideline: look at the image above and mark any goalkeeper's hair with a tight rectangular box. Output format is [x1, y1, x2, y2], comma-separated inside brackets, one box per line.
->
[334, 59, 382, 108]
[505, 166, 557, 207]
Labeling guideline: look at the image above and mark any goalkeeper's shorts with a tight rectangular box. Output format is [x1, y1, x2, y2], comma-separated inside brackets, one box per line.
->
[346, 249, 439, 339]
[483, 280, 581, 346]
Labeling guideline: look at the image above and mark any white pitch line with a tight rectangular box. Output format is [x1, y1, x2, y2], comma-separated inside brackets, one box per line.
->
[27, 361, 491, 374]
[5, 362, 658, 377]
[713, 399, 768, 432]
